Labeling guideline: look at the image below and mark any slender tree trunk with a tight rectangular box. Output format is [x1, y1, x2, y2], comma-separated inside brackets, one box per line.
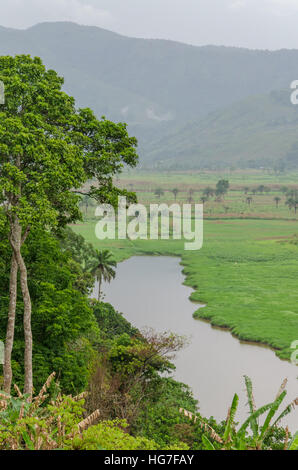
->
[3, 252, 18, 394]
[98, 277, 102, 302]
[9, 218, 33, 396]
[16, 249, 33, 395]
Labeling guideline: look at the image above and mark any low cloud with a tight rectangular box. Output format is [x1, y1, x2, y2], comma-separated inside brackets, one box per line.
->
[146, 108, 174, 122]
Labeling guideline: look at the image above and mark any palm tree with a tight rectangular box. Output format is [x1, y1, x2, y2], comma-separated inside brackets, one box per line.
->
[154, 188, 164, 199]
[286, 192, 298, 214]
[203, 187, 214, 199]
[88, 250, 117, 301]
[172, 188, 179, 201]
[274, 196, 281, 208]
[246, 196, 253, 207]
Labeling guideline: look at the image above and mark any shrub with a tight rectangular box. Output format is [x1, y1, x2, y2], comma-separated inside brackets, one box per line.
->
[69, 419, 188, 450]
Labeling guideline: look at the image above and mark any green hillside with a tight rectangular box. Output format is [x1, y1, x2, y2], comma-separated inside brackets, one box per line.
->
[143, 90, 298, 169]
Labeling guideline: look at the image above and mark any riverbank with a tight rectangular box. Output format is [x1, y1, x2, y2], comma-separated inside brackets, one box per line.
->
[95, 255, 298, 430]
[73, 218, 298, 362]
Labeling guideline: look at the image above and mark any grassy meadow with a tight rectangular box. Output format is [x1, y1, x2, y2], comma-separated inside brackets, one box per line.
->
[114, 168, 298, 220]
[73, 169, 298, 362]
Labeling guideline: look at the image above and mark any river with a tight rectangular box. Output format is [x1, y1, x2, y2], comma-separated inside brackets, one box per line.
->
[94, 256, 298, 431]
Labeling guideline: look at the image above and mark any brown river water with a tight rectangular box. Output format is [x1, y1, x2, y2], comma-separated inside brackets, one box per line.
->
[93, 256, 298, 432]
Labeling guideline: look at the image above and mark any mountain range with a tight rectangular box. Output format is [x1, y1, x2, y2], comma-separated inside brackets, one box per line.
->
[1, 22, 298, 169]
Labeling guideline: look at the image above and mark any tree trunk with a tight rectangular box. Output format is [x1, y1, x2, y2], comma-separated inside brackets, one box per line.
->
[98, 278, 102, 302]
[3, 252, 18, 394]
[9, 218, 33, 396]
[16, 249, 33, 395]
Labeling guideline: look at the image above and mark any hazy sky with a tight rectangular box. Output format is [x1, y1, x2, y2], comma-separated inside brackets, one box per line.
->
[1, 0, 298, 50]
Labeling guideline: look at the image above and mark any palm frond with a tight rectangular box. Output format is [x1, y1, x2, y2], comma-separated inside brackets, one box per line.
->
[244, 375, 258, 437]
[288, 432, 298, 450]
[260, 390, 287, 439]
[223, 393, 238, 443]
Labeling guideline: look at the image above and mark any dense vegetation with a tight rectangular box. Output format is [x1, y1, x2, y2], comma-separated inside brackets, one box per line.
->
[0, 56, 297, 451]
[0, 222, 236, 450]
[0, 259, 296, 449]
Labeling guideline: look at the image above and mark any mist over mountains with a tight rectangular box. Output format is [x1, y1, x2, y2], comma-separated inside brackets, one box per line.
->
[1, 21, 298, 169]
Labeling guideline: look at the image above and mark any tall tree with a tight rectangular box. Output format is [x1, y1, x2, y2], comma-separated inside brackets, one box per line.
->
[154, 188, 164, 199]
[203, 187, 214, 199]
[246, 197, 253, 207]
[0, 228, 99, 393]
[171, 188, 179, 201]
[286, 196, 298, 214]
[257, 185, 265, 194]
[88, 250, 117, 301]
[216, 180, 229, 199]
[0, 55, 138, 394]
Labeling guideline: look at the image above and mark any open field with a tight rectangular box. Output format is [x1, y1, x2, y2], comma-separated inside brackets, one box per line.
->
[117, 168, 298, 186]
[106, 169, 298, 220]
[73, 179, 298, 362]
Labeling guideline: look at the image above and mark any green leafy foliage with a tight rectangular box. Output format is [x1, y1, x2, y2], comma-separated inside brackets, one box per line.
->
[0, 54, 138, 227]
[0, 229, 100, 393]
[69, 419, 188, 451]
[0, 374, 85, 450]
[92, 301, 138, 339]
[201, 376, 297, 450]
[288, 432, 298, 450]
[87, 250, 117, 301]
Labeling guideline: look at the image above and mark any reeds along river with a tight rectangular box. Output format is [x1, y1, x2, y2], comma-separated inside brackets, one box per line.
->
[93, 256, 298, 431]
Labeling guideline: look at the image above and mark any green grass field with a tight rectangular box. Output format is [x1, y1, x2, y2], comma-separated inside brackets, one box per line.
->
[117, 168, 298, 187]
[110, 169, 298, 220]
[74, 170, 298, 362]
